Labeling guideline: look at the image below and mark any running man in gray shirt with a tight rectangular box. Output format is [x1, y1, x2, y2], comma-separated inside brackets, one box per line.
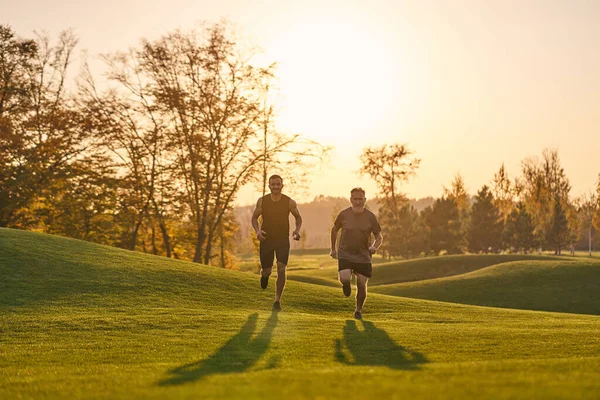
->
[330, 187, 383, 320]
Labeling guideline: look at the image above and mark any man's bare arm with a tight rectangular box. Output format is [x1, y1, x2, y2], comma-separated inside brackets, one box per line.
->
[330, 224, 340, 259]
[251, 198, 266, 241]
[369, 232, 384, 254]
[290, 199, 303, 240]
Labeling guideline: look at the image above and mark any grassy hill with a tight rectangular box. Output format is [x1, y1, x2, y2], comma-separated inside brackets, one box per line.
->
[286, 253, 565, 287]
[2, 228, 600, 399]
[371, 259, 600, 315]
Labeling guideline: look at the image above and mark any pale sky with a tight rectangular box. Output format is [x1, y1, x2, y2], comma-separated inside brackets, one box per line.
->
[3, 0, 599, 205]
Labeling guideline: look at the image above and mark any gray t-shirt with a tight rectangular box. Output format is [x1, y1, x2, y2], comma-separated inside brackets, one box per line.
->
[334, 207, 382, 264]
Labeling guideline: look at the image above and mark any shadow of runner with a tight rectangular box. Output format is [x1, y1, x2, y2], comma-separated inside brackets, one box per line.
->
[335, 319, 427, 370]
[159, 312, 278, 386]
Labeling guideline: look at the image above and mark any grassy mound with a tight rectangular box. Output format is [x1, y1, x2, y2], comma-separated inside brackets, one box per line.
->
[287, 253, 563, 287]
[2, 228, 600, 400]
[371, 259, 600, 315]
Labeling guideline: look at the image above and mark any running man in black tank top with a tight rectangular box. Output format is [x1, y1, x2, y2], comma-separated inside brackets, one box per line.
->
[251, 175, 303, 311]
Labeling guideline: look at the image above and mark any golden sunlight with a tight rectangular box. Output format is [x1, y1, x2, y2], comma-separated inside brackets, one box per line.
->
[263, 18, 401, 146]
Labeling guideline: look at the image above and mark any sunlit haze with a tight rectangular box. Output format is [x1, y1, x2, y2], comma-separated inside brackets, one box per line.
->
[3, 0, 599, 205]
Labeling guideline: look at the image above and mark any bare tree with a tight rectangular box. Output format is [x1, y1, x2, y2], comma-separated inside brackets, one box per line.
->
[359, 143, 420, 258]
[254, 75, 330, 198]
[135, 23, 327, 264]
[0, 27, 93, 227]
[79, 54, 172, 255]
[359, 143, 420, 213]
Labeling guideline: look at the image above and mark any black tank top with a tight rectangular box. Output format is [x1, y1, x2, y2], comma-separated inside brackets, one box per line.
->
[261, 194, 290, 240]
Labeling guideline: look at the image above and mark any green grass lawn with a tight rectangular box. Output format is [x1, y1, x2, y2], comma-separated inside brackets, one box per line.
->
[572, 250, 600, 258]
[285, 253, 568, 287]
[370, 259, 600, 315]
[2, 228, 600, 399]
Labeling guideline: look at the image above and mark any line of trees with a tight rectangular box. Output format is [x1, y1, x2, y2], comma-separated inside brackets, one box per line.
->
[360, 145, 600, 258]
[4, 23, 599, 264]
[0, 23, 327, 267]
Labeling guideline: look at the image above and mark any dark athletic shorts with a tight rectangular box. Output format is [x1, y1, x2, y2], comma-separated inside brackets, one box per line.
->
[338, 258, 372, 278]
[259, 238, 290, 269]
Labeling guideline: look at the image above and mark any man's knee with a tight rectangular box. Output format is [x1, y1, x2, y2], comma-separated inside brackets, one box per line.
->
[261, 267, 273, 276]
[356, 274, 369, 289]
[339, 269, 351, 284]
[276, 262, 287, 273]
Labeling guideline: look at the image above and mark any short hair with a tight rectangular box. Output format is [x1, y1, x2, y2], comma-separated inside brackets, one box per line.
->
[269, 174, 283, 183]
[350, 187, 365, 197]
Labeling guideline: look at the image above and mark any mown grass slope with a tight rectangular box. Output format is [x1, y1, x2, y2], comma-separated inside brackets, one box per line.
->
[287, 253, 565, 287]
[371, 259, 600, 315]
[2, 228, 600, 400]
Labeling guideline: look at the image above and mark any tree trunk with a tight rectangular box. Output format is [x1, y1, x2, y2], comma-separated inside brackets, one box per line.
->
[204, 240, 213, 265]
[589, 226, 592, 256]
[151, 226, 158, 255]
[158, 220, 172, 258]
[193, 183, 211, 263]
[152, 198, 172, 258]
[220, 226, 226, 268]
[131, 226, 139, 251]
[193, 229, 204, 263]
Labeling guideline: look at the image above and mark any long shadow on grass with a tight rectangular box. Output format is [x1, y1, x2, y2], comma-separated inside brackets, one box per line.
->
[159, 312, 278, 386]
[335, 320, 427, 369]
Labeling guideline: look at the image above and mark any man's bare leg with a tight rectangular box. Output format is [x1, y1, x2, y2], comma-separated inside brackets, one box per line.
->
[274, 261, 287, 308]
[338, 269, 352, 297]
[354, 273, 369, 319]
[260, 266, 272, 289]
[261, 267, 272, 278]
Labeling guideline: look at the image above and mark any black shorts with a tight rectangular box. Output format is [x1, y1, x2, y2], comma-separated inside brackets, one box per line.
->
[338, 258, 372, 278]
[259, 238, 290, 269]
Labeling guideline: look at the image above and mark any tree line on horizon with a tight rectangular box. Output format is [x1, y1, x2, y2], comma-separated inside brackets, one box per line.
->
[359, 144, 600, 259]
[2, 23, 599, 268]
[0, 23, 328, 268]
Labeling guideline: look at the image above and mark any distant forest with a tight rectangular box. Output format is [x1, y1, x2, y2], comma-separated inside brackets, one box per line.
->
[235, 192, 599, 255]
[3, 24, 599, 268]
